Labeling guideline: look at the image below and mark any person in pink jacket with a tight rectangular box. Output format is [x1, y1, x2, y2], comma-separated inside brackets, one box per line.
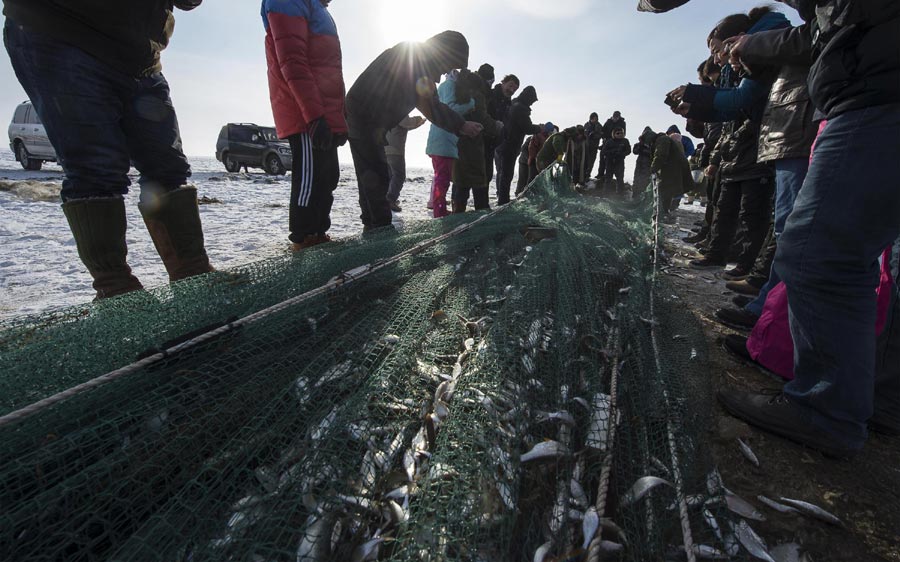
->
[262, 0, 348, 250]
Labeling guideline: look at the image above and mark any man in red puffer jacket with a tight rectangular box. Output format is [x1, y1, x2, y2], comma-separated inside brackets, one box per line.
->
[262, 0, 348, 250]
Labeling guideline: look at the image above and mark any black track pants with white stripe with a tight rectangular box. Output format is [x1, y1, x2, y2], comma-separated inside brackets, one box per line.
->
[287, 133, 340, 243]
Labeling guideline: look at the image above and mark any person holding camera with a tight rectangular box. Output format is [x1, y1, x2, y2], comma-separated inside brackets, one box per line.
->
[3, 0, 214, 298]
[262, 0, 348, 251]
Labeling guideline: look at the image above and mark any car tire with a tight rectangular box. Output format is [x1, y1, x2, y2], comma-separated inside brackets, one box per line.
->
[16, 142, 42, 171]
[264, 153, 286, 176]
[223, 152, 241, 173]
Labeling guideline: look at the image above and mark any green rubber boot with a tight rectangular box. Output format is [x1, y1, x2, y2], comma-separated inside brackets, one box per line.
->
[62, 196, 144, 299]
[139, 186, 214, 283]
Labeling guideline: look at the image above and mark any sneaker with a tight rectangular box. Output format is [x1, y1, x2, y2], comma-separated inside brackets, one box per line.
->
[690, 257, 726, 268]
[715, 307, 759, 330]
[726, 279, 762, 296]
[389, 200, 402, 212]
[723, 266, 750, 281]
[732, 294, 755, 308]
[717, 389, 859, 459]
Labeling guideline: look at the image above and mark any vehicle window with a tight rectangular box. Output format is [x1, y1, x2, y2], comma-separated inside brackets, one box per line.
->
[262, 128, 279, 142]
[25, 107, 42, 125]
[229, 127, 255, 143]
[13, 105, 27, 124]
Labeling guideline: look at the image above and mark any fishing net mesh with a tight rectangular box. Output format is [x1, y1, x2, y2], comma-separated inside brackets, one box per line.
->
[0, 166, 748, 561]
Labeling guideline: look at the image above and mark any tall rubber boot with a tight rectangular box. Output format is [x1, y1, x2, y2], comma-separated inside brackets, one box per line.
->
[472, 187, 490, 211]
[139, 186, 214, 282]
[451, 200, 467, 214]
[62, 197, 144, 299]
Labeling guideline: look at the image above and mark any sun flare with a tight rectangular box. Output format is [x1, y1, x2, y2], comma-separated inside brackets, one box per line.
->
[375, 0, 449, 45]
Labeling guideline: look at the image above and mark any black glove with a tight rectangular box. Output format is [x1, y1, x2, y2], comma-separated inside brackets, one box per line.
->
[309, 117, 333, 150]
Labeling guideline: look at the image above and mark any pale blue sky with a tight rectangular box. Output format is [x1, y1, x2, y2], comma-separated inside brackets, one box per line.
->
[1, 0, 797, 176]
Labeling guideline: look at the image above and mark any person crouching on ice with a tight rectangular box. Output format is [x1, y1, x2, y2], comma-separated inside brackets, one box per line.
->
[262, 0, 348, 251]
[345, 31, 484, 231]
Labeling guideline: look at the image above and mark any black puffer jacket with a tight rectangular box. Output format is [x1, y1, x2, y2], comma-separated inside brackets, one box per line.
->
[709, 117, 774, 183]
[2, 0, 200, 76]
[487, 84, 513, 122]
[764, 0, 900, 118]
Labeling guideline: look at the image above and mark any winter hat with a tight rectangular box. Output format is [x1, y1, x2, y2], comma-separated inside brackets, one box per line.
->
[517, 85, 538, 106]
[613, 111, 622, 119]
[544, 122, 555, 134]
[477, 63, 495, 84]
[666, 124, 681, 135]
[424, 31, 470, 75]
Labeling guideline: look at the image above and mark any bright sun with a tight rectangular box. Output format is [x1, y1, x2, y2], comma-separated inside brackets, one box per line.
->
[376, 0, 449, 45]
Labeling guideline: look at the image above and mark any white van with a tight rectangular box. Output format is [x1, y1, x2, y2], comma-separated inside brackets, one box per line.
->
[8, 100, 58, 171]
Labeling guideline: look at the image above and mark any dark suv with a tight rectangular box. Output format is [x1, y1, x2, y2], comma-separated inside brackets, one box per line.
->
[215, 123, 291, 175]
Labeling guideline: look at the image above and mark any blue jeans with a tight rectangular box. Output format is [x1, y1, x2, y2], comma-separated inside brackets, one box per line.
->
[4, 21, 190, 202]
[745, 158, 808, 315]
[776, 104, 900, 449]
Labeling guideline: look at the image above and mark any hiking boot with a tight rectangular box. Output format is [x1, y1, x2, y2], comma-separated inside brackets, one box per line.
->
[723, 266, 750, 281]
[717, 389, 859, 459]
[715, 307, 759, 330]
[690, 257, 726, 269]
[726, 279, 762, 296]
[388, 200, 402, 212]
[732, 294, 755, 308]
[722, 334, 753, 362]
[139, 186, 214, 282]
[291, 234, 327, 252]
[63, 196, 144, 299]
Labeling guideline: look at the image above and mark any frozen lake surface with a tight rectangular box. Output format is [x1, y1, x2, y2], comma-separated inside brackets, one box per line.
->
[0, 148, 442, 319]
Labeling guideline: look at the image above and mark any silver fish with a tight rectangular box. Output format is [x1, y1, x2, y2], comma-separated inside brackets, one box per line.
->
[735, 520, 775, 562]
[777, 497, 843, 527]
[520, 440, 570, 463]
[383, 499, 407, 525]
[725, 490, 766, 522]
[570, 479, 589, 508]
[620, 476, 674, 507]
[434, 400, 450, 421]
[723, 520, 740, 556]
[383, 334, 400, 345]
[599, 541, 624, 554]
[296, 514, 332, 562]
[649, 456, 670, 477]
[385, 485, 409, 501]
[535, 410, 577, 426]
[738, 438, 760, 467]
[586, 393, 618, 452]
[402, 450, 416, 482]
[757, 495, 798, 514]
[581, 507, 600, 550]
[350, 537, 383, 562]
[533, 541, 553, 562]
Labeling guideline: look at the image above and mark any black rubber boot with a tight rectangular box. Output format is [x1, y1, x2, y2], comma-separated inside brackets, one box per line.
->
[472, 187, 491, 211]
[139, 186, 214, 283]
[62, 196, 144, 299]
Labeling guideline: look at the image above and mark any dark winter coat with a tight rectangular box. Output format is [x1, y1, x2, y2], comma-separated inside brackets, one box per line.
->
[734, 19, 819, 162]
[345, 31, 469, 144]
[584, 121, 603, 150]
[499, 87, 541, 156]
[2, 0, 201, 76]
[700, 122, 723, 168]
[453, 79, 502, 187]
[650, 133, 693, 198]
[601, 137, 631, 165]
[262, 0, 347, 139]
[602, 117, 627, 139]
[788, 0, 900, 118]
[536, 131, 570, 171]
[487, 84, 513, 123]
[709, 117, 773, 183]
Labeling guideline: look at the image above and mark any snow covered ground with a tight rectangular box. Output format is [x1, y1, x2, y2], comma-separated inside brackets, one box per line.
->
[0, 148, 438, 319]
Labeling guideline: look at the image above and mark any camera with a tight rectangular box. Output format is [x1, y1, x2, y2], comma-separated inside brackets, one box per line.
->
[664, 94, 679, 109]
